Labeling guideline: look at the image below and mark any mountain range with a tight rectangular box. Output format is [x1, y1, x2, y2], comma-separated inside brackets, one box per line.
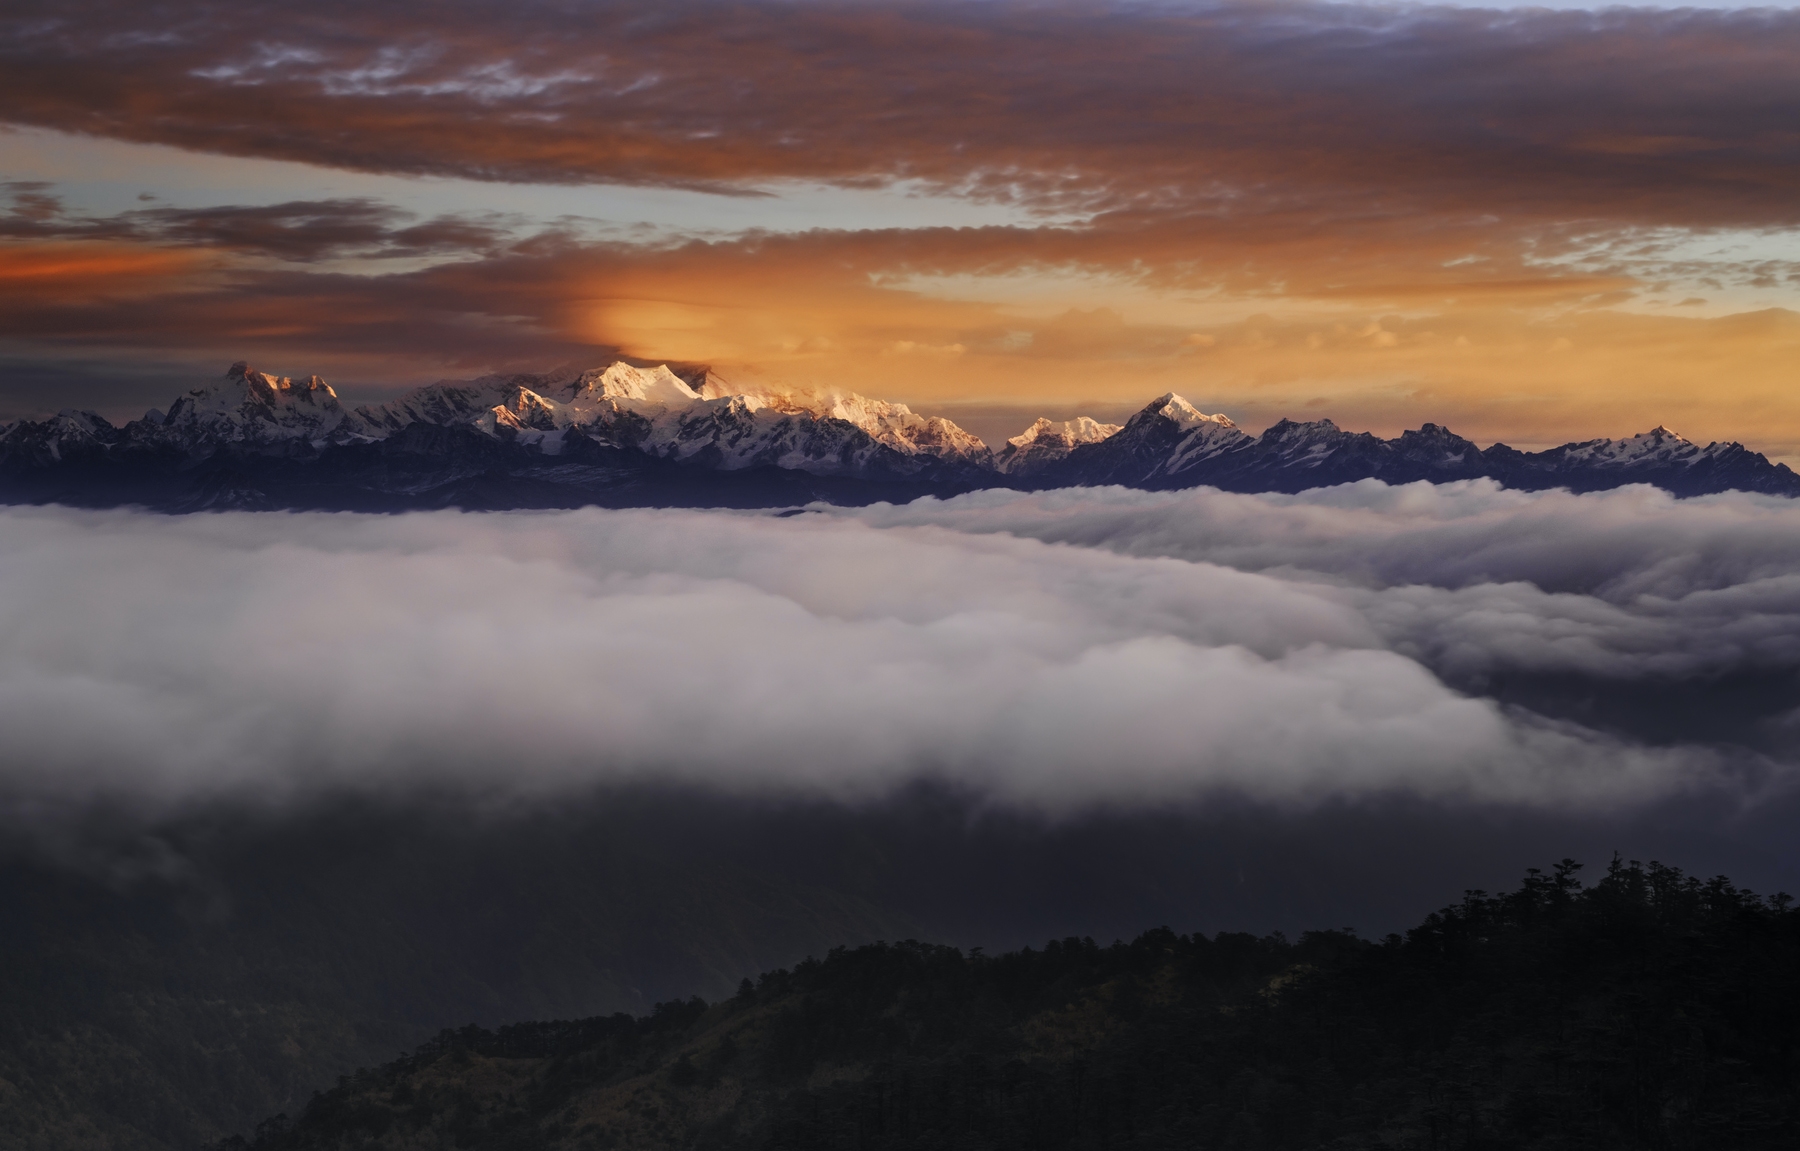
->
[1, 360, 1794, 511]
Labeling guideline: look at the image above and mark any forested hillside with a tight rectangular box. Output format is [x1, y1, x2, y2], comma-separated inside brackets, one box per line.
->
[222, 858, 1800, 1150]
[0, 801, 918, 1151]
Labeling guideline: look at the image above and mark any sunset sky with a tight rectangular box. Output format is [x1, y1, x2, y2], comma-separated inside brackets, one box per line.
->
[5, 0, 1800, 453]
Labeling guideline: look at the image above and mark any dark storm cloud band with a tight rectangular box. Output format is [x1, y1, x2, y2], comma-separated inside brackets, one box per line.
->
[0, 184, 514, 263]
[4, 1, 1800, 228]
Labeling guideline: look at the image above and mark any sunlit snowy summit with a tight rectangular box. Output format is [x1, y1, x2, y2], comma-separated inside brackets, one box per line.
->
[0, 359, 1793, 510]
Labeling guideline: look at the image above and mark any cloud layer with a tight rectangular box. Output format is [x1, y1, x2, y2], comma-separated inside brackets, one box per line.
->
[843, 482, 1800, 710]
[7, 1, 1800, 226]
[1, 484, 1793, 817]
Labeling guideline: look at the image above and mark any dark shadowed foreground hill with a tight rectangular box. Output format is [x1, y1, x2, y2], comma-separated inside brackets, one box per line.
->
[221, 860, 1799, 1151]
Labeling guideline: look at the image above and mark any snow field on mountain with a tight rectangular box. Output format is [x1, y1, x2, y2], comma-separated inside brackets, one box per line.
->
[1, 481, 1792, 815]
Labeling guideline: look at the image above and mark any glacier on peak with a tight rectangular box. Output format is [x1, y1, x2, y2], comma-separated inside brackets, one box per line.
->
[1144, 392, 1237, 433]
[1548, 426, 1726, 470]
[818, 393, 991, 464]
[995, 417, 1123, 475]
[350, 362, 995, 477]
[1009, 416, 1121, 447]
[594, 362, 701, 406]
[1000, 391, 1250, 487]
[131, 361, 372, 450]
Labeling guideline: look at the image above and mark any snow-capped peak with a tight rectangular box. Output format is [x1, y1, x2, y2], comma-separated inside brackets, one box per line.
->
[574, 362, 702, 408]
[142, 362, 366, 447]
[340, 361, 994, 475]
[994, 416, 1122, 475]
[1558, 425, 1710, 468]
[362, 363, 702, 437]
[1145, 393, 1237, 431]
[182, 362, 337, 414]
[478, 386, 564, 435]
[816, 393, 990, 462]
[1006, 416, 1121, 450]
[0, 409, 118, 464]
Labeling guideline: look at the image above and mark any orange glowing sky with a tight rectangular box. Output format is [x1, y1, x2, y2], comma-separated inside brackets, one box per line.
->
[3, 0, 1800, 453]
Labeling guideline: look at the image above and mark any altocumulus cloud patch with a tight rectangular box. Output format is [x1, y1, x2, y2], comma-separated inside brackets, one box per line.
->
[0, 483, 1789, 815]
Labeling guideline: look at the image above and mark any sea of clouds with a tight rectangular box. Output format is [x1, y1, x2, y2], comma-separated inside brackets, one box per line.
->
[2, 479, 1797, 816]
